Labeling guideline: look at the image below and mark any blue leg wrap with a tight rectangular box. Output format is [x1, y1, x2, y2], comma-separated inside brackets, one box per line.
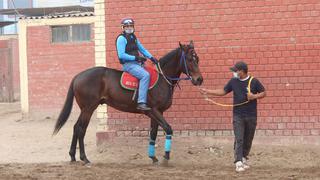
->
[148, 140, 155, 157]
[165, 135, 172, 152]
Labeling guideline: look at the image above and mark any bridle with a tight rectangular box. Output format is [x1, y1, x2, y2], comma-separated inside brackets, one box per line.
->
[156, 48, 193, 87]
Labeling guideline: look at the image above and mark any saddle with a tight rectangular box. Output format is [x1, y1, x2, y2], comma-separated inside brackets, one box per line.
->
[120, 66, 159, 91]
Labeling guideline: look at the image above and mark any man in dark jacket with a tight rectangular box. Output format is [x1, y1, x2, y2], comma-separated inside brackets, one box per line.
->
[200, 61, 266, 172]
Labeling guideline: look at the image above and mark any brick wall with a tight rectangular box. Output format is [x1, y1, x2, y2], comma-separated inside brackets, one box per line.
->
[27, 25, 95, 117]
[104, 0, 320, 136]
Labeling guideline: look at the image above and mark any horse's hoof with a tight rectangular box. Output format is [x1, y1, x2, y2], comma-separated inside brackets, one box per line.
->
[83, 160, 91, 164]
[85, 162, 92, 168]
[150, 157, 159, 165]
[161, 158, 169, 167]
[70, 159, 76, 164]
[81, 160, 91, 166]
[80, 156, 91, 164]
[70, 157, 76, 162]
[153, 161, 159, 166]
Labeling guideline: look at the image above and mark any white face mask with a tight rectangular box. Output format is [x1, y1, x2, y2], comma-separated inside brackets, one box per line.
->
[124, 29, 134, 34]
[233, 72, 239, 78]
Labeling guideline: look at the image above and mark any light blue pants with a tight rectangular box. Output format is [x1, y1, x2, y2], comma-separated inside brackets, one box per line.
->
[122, 62, 150, 104]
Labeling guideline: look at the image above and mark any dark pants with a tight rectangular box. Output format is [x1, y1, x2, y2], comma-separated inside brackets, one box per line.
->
[233, 114, 257, 163]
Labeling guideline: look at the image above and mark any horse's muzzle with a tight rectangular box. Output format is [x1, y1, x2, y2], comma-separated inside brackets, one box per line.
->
[192, 76, 203, 86]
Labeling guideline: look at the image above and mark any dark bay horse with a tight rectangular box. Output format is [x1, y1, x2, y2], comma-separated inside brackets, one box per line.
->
[53, 41, 203, 165]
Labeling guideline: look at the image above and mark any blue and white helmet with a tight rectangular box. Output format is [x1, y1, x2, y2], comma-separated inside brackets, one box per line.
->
[121, 18, 134, 27]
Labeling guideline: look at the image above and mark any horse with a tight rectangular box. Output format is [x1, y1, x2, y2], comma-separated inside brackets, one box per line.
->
[53, 40, 203, 165]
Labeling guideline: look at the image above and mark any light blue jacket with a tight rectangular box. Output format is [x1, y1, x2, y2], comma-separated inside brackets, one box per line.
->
[116, 34, 153, 63]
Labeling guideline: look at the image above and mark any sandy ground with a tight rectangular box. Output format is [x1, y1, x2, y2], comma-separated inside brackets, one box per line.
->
[0, 102, 320, 180]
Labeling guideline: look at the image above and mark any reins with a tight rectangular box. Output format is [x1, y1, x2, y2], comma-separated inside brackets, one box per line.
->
[155, 63, 173, 86]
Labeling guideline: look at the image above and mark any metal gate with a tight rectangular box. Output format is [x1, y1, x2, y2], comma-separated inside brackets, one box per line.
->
[0, 48, 14, 102]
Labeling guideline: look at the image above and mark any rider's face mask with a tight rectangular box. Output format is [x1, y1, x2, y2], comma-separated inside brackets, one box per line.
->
[123, 25, 134, 34]
[233, 72, 239, 78]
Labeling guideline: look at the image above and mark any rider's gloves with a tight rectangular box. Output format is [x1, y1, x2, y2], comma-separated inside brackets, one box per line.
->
[135, 56, 147, 63]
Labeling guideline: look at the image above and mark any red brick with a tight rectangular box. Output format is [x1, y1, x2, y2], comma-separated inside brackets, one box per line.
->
[96, 0, 320, 138]
[27, 25, 94, 112]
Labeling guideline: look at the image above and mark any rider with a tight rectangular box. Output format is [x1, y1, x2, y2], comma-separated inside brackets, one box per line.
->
[116, 17, 158, 111]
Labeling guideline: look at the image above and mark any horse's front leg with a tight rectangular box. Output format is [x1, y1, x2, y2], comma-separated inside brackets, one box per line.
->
[148, 110, 173, 162]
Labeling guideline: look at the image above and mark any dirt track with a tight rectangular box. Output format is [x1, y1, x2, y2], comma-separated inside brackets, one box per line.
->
[0, 102, 319, 180]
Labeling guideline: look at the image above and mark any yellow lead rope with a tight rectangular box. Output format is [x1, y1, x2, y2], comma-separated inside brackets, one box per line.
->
[202, 76, 254, 107]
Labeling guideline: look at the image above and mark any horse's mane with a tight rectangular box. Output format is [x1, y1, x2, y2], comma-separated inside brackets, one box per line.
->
[159, 48, 180, 67]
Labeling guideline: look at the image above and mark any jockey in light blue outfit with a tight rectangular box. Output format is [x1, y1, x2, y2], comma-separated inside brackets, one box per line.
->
[116, 17, 158, 111]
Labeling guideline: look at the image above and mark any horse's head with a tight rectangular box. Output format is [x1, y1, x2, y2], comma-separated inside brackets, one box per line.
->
[179, 41, 203, 86]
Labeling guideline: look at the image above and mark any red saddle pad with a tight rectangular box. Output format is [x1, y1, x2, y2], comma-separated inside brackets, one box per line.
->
[120, 66, 159, 91]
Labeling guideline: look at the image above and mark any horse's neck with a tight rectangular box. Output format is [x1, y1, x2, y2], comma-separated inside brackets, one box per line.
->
[159, 51, 182, 82]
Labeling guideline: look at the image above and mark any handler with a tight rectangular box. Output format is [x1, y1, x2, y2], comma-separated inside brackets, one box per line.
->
[200, 61, 266, 172]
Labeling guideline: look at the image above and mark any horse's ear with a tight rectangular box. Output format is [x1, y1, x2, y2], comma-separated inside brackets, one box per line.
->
[179, 42, 186, 51]
[189, 40, 194, 48]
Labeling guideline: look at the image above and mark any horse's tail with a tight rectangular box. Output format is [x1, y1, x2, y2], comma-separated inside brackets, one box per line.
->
[53, 79, 75, 135]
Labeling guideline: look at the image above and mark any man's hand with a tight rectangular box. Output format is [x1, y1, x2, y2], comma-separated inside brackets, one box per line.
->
[136, 56, 147, 63]
[248, 91, 266, 100]
[247, 92, 256, 100]
[199, 88, 209, 95]
[150, 57, 158, 64]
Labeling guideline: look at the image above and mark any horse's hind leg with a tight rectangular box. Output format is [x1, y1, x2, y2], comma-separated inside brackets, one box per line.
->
[69, 112, 88, 163]
[69, 106, 96, 164]
[149, 118, 159, 164]
[77, 108, 96, 164]
[69, 121, 79, 162]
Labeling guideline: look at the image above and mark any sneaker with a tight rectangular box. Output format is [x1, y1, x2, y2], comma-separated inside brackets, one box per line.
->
[137, 103, 151, 111]
[242, 157, 250, 169]
[235, 161, 245, 172]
